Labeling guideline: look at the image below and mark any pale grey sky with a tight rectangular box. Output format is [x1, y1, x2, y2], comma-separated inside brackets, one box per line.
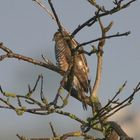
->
[0, 0, 140, 140]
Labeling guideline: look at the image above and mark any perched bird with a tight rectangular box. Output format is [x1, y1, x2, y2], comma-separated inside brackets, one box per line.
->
[53, 30, 89, 109]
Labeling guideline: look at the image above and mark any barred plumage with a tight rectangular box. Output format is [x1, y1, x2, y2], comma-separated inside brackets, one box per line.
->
[54, 34, 71, 72]
[53, 30, 89, 109]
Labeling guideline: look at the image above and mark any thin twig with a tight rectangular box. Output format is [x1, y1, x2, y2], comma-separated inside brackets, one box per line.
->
[49, 122, 57, 137]
[91, 18, 111, 103]
[72, 0, 136, 37]
[33, 0, 67, 32]
[48, 0, 63, 32]
[0, 42, 64, 75]
[75, 31, 130, 51]
[105, 121, 133, 140]
[91, 82, 140, 126]
[17, 130, 99, 140]
[33, 0, 55, 20]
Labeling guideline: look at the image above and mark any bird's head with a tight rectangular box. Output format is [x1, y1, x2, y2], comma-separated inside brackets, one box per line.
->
[53, 30, 71, 42]
[53, 31, 63, 41]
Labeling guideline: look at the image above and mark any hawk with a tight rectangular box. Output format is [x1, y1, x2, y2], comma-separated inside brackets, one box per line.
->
[53, 30, 89, 109]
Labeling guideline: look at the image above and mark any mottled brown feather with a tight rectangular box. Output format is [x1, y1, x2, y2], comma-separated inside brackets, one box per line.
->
[53, 31, 89, 93]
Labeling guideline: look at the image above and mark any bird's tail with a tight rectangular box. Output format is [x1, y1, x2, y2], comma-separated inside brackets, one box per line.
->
[80, 91, 88, 110]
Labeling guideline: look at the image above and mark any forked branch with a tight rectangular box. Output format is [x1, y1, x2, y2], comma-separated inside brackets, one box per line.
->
[0, 42, 63, 74]
[0, 0, 138, 140]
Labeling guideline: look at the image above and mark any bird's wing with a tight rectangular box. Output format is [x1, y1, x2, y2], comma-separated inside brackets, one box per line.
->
[70, 39, 89, 93]
[55, 35, 71, 72]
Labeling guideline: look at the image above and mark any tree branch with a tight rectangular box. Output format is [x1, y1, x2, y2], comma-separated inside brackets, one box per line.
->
[75, 31, 130, 51]
[91, 19, 113, 102]
[33, 0, 55, 20]
[48, 0, 63, 32]
[105, 121, 133, 140]
[17, 130, 99, 140]
[0, 42, 64, 75]
[72, 0, 136, 37]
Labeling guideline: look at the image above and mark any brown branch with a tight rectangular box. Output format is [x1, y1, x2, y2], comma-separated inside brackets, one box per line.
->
[48, 0, 63, 33]
[75, 31, 130, 51]
[83, 87, 139, 139]
[33, 0, 67, 32]
[91, 19, 113, 103]
[0, 71, 139, 140]
[72, 0, 136, 37]
[93, 81, 127, 120]
[49, 122, 57, 137]
[0, 0, 138, 140]
[0, 77, 44, 108]
[60, 131, 97, 140]
[0, 42, 92, 106]
[17, 131, 99, 140]
[17, 133, 50, 140]
[102, 82, 140, 120]
[0, 98, 16, 110]
[27, 138, 50, 140]
[88, 82, 140, 127]
[105, 121, 133, 140]
[0, 42, 64, 75]
[87, 0, 108, 13]
[39, 74, 48, 105]
[0, 86, 87, 125]
[25, 108, 87, 125]
[33, 0, 55, 20]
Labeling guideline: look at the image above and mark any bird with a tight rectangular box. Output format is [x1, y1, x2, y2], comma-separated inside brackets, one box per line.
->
[53, 30, 89, 109]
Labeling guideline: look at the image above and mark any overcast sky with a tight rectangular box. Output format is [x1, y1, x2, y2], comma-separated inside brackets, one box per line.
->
[0, 0, 140, 140]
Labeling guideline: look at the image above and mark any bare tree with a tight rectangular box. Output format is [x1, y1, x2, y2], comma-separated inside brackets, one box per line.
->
[0, 0, 139, 140]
